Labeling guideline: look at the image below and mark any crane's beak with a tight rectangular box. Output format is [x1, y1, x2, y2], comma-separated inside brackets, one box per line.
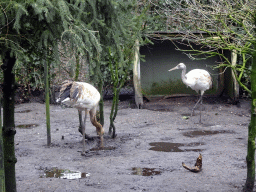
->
[168, 66, 178, 72]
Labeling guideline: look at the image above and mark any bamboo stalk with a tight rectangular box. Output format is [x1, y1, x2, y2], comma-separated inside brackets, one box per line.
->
[44, 55, 51, 146]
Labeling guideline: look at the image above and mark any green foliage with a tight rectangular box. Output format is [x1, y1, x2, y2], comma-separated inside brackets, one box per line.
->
[88, 0, 148, 85]
[84, 0, 149, 126]
[14, 55, 44, 90]
[237, 53, 252, 96]
[0, 0, 101, 60]
[138, 0, 168, 32]
[0, 0, 103, 95]
[107, 47, 133, 137]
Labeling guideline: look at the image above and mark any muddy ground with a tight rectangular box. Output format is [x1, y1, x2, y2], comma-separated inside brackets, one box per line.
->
[15, 96, 251, 192]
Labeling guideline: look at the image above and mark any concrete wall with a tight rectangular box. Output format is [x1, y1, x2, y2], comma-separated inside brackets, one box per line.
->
[140, 40, 223, 96]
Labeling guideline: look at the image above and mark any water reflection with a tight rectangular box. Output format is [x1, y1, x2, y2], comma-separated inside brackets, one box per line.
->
[41, 167, 89, 179]
[131, 167, 162, 176]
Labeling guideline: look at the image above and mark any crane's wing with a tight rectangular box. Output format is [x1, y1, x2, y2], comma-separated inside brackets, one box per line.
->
[72, 82, 101, 109]
[186, 69, 212, 92]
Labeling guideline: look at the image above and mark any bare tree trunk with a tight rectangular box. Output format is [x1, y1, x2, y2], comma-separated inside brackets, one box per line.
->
[231, 50, 239, 99]
[244, 50, 256, 192]
[2, 52, 17, 192]
[133, 39, 143, 108]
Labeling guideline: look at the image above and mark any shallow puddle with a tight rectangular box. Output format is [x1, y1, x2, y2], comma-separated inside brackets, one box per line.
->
[15, 109, 32, 113]
[40, 167, 89, 179]
[149, 142, 204, 152]
[16, 124, 39, 129]
[183, 130, 235, 138]
[131, 167, 162, 176]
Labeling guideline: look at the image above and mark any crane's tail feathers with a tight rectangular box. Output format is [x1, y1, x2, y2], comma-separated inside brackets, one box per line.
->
[60, 85, 72, 101]
[70, 84, 80, 101]
[57, 80, 73, 102]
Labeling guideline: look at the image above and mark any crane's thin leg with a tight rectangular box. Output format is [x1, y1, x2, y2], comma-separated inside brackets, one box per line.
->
[78, 110, 93, 140]
[199, 91, 205, 124]
[199, 96, 203, 124]
[81, 109, 87, 156]
[78, 110, 82, 130]
[191, 95, 202, 117]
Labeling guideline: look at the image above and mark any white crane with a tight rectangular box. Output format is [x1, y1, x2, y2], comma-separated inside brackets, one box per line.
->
[168, 63, 212, 123]
[56, 80, 104, 155]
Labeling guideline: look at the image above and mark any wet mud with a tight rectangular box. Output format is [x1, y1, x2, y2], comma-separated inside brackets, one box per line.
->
[15, 97, 250, 191]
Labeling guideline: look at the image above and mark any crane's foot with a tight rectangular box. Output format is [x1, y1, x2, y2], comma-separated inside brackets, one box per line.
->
[84, 134, 94, 141]
[199, 114, 202, 124]
[78, 127, 94, 140]
[80, 150, 90, 156]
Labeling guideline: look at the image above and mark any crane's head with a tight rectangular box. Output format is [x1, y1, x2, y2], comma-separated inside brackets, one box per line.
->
[168, 63, 186, 72]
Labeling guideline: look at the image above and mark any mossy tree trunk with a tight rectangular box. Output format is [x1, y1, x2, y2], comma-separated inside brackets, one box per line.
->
[1, 51, 17, 192]
[244, 48, 256, 192]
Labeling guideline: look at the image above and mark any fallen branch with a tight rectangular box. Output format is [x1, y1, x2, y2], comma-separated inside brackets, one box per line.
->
[182, 154, 202, 173]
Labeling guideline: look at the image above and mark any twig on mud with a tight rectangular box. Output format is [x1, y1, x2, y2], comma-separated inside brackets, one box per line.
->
[182, 154, 202, 173]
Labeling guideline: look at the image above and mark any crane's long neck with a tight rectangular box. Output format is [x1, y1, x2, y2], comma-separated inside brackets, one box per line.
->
[89, 107, 104, 148]
[181, 67, 188, 85]
[89, 107, 104, 136]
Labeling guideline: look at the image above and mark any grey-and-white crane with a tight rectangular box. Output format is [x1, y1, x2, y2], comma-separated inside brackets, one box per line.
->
[168, 63, 212, 123]
[56, 80, 104, 155]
